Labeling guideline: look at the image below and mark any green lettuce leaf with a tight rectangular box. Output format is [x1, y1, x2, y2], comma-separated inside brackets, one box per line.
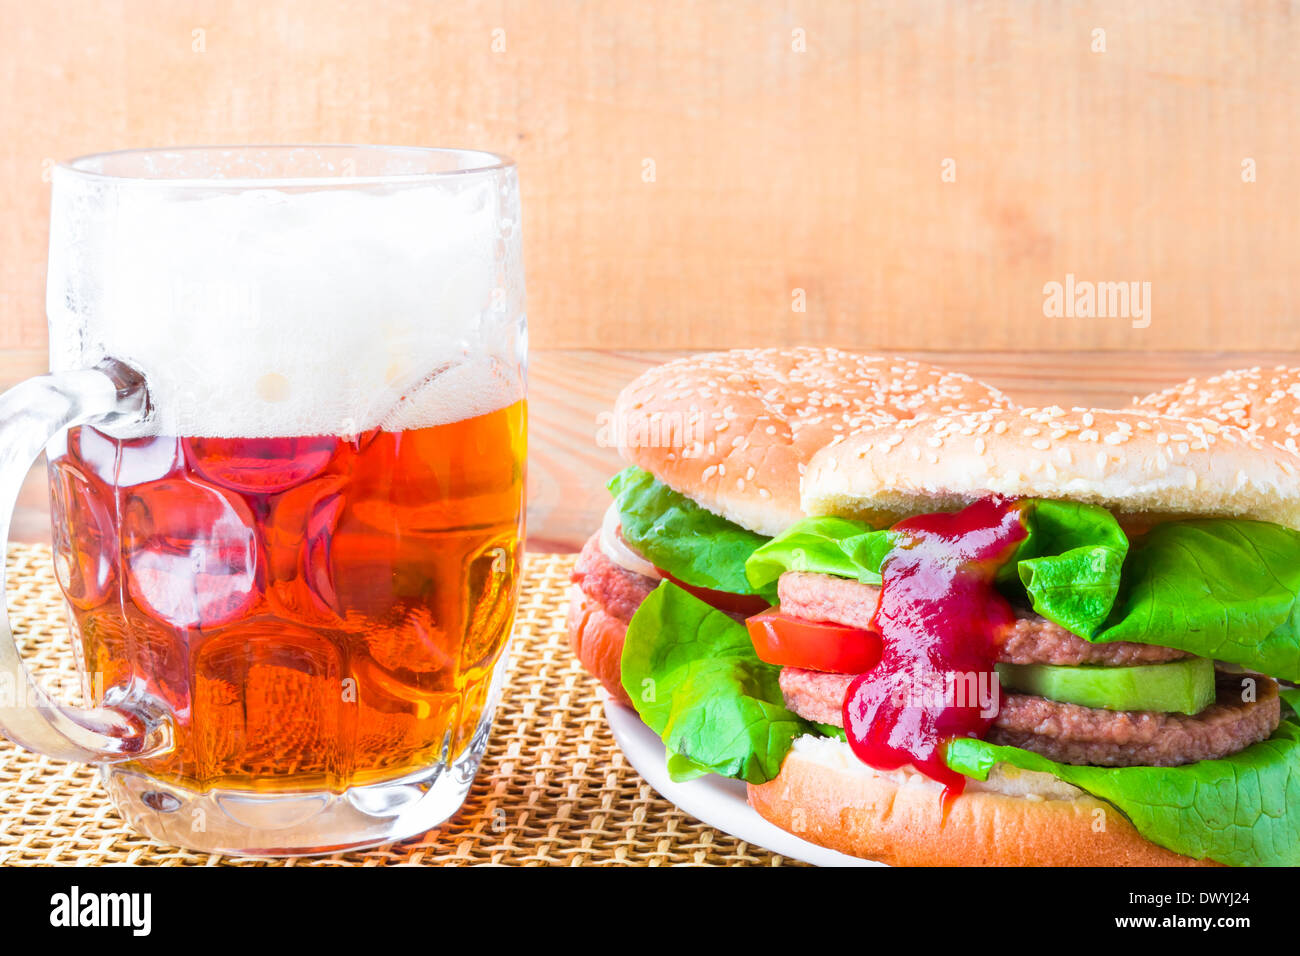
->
[665, 752, 713, 782]
[609, 466, 769, 596]
[947, 704, 1300, 867]
[1009, 499, 1129, 635]
[620, 581, 814, 783]
[814, 722, 848, 742]
[746, 515, 896, 591]
[1090, 521, 1300, 681]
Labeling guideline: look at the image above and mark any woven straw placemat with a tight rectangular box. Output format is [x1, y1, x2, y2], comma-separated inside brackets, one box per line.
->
[0, 545, 800, 866]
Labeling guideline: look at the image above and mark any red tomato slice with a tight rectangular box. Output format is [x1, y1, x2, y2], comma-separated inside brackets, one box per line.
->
[745, 610, 883, 674]
[656, 569, 772, 617]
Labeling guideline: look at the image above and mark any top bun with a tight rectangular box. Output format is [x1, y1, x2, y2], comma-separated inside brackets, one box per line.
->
[1137, 366, 1300, 456]
[613, 348, 1012, 535]
[803, 406, 1300, 529]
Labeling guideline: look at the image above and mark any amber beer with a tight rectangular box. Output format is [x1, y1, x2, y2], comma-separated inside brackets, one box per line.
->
[46, 400, 525, 792]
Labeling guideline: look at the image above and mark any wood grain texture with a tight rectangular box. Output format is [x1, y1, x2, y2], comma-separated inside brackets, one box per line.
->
[1, 1, 1297, 352]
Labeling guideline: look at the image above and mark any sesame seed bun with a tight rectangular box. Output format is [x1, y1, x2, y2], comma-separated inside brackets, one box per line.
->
[613, 348, 1013, 536]
[748, 735, 1216, 866]
[1136, 366, 1300, 456]
[803, 406, 1300, 529]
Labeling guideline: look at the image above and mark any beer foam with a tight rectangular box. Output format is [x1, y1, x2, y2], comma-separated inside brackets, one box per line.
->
[48, 175, 524, 438]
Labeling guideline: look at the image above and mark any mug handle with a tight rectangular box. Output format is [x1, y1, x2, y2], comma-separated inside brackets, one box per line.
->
[0, 358, 171, 763]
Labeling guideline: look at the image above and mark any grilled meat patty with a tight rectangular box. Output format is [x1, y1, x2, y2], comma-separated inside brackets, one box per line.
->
[779, 667, 1280, 767]
[778, 571, 1191, 666]
[572, 533, 658, 624]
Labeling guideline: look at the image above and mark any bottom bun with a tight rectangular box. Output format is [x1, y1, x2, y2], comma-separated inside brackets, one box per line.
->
[747, 736, 1217, 867]
[566, 586, 633, 707]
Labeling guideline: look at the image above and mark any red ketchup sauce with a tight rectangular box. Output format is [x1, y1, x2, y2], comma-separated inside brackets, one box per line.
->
[843, 496, 1027, 798]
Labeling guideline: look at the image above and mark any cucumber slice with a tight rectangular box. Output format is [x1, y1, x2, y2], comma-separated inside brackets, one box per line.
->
[995, 657, 1215, 715]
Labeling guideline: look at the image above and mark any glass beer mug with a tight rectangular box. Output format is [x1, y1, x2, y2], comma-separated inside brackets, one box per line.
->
[0, 146, 526, 854]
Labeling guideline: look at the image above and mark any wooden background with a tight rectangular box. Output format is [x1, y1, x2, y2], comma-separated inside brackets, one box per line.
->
[2, 0, 1299, 366]
[2, 1, 1299, 549]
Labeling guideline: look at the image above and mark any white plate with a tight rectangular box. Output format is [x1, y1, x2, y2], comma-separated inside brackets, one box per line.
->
[602, 693, 881, 867]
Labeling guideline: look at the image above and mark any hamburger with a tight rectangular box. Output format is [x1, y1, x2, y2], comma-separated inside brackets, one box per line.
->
[746, 407, 1300, 866]
[576, 356, 1300, 866]
[567, 347, 1012, 706]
